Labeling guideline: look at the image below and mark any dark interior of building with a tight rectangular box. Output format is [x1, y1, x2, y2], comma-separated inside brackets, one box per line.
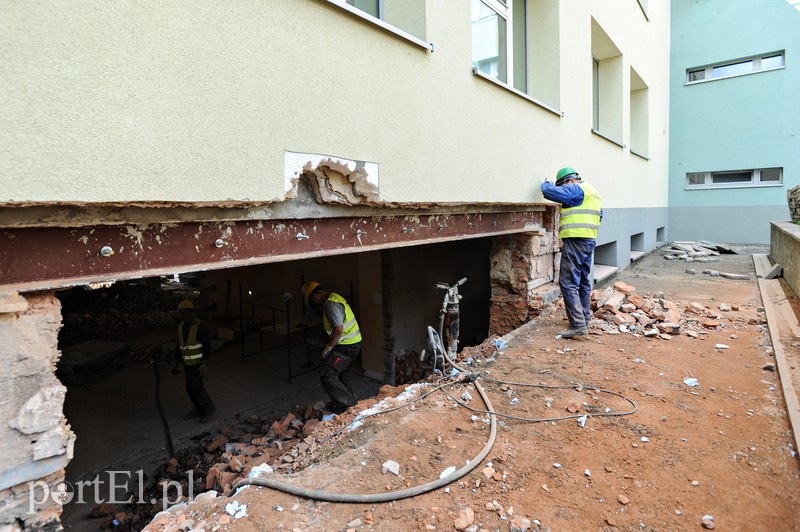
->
[55, 238, 492, 529]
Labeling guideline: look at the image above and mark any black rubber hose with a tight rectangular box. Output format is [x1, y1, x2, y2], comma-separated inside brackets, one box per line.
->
[230, 378, 497, 502]
[152, 358, 176, 458]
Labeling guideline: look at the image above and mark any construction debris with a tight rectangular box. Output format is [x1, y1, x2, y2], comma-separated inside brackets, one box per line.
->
[588, 281, 753, 338]
[108, 400, 353, 530]
[764, 264, 784, 279]
[662, 240, 736, 262]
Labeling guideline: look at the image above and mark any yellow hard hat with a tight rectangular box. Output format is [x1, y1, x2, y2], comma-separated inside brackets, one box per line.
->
[177, 299, 194, 310]
[302, 281, 321, 301]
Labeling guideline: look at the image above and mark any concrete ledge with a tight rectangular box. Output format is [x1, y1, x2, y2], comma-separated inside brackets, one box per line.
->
[770, 221, 800, 297]
[757, 278, 800, 458]
[593, 264, 619, 284]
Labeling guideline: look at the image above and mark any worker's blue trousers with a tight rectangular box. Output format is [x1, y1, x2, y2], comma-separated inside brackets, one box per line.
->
[559, 238, 596, 329]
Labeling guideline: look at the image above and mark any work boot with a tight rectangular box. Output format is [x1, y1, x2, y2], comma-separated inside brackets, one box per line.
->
[330, 402, 350, 415]
[199, 410, 215, 423]
[182, 409, 201, 420]
[559, 326, 588, 339]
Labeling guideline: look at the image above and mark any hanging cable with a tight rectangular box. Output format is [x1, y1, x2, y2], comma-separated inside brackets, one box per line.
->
[152, 357, 176, 458]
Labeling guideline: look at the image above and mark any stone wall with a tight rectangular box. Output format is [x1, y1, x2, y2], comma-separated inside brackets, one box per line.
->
[770, 221, 800, 300]
[0, 292, 74, 530]
[488, 207, 562, 335]
[788, 185, 800, 224]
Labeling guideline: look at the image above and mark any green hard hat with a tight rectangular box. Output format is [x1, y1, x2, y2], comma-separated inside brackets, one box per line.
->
[555, 167, 579, 185]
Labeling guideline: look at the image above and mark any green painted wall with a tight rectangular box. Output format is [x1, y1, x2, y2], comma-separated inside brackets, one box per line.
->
[669, 0, 800, 243]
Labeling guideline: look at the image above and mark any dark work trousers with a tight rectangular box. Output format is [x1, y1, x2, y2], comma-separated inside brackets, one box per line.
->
[320, 342, 361, 409]
[559, 237, 597, 329]
[184, 364, 215, 414]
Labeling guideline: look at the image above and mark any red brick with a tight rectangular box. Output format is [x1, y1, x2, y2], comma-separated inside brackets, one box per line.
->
[205, 435, 228, 452]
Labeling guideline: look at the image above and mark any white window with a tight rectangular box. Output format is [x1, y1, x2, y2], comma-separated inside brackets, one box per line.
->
[326, 0, 430, 50]
[636, 0, 649, 21]
[471, 0, 561, 112]
[471, 0, 513, 85]
[686, 168, 784, 189]
[591, 18, 623, 145]
[629, 67, 649, 158]
[686, 51, 785, 84]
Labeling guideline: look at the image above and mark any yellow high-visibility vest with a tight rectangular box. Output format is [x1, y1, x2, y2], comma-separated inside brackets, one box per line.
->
[323, 293, 362, 345]
[559, 183, 602, 239]
[178, 318, 204, 365]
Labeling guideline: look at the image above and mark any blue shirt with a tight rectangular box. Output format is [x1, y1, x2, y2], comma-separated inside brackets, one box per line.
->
[541, 180, 604, 220]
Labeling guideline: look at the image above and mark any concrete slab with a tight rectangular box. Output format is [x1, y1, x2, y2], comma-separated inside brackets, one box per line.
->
[757, 278, 800, 459]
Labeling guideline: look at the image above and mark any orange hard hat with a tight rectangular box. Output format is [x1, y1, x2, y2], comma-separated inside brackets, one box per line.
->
[302, 281, 321, 301]
[177, 299, 194, 310]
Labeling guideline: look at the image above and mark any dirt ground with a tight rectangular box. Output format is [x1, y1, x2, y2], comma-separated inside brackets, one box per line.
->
[142, 245, 800, 531]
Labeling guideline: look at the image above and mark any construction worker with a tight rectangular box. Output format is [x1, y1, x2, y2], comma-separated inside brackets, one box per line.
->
[172, 299, 216, 422]
[303, 281, 361, 414]
[541, 167, 603, 339]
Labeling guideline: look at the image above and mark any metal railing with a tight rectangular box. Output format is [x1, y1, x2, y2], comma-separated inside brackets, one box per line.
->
[239, 285, 316, 382]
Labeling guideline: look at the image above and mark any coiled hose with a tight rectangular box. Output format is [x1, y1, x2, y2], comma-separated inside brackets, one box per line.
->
[230, 349, 496, 502]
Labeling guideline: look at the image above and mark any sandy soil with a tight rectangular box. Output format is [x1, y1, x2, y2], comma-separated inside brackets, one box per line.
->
[143, 245, 800, 531]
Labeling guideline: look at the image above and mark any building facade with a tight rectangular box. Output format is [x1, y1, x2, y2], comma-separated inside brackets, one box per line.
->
[669, 0, 800, 244]
[0, 1, 669, 527]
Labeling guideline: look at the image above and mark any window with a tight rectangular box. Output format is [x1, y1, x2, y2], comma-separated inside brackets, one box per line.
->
[629, 67, 649, 158]
[591, 18, 623, 145]
[471, 0, 528, 90]
[471, 0, 510, 84]
[686, 51, 785, 84]
[636, 0, 649, 20]
[686, 168, 784, 189]
[327, 0, 430, 50]
[471, 0, 562, 112]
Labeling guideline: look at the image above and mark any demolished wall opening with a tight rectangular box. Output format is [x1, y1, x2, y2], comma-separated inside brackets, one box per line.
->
[54, 237, 497, 529]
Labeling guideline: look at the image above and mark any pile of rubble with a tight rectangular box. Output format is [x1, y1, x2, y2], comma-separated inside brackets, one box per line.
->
[589, 281, 760, 339]
[662, 240, 735, 263]
[91, 401, 352, 530]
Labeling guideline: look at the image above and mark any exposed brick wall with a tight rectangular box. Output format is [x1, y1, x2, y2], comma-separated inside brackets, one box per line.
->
[0, 292, 74, 530]
[488, 207, 561, 335]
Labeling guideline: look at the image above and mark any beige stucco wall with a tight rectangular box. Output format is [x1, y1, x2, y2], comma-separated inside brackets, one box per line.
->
[0, 0, 669, 209]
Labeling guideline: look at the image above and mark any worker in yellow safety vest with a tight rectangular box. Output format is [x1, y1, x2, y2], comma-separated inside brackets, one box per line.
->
[173, 299, 216, 422]
[303, 281, 362, 414]
[541, 167, 603, 339]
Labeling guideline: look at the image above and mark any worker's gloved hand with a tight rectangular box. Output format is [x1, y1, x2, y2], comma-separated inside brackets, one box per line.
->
[197, 363, 208, 377]
[542, 178, 551, 188]
[171, 366, 179, 376]
[321, 346, 332, 360]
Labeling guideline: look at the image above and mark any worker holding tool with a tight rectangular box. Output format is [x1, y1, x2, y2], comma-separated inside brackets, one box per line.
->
[541, 167, 603, 339]
[303, 281, 361, 414]
[173, 299, 216, 422]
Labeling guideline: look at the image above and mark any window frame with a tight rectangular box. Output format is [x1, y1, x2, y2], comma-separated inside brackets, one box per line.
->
[471, 0, 563, 116]
[324, 0, 433, 51]
[636, 0, 649, 21]
[471, 0, 515, 86]
[685, 51, 785, 85]
[685, 168, 784, 190]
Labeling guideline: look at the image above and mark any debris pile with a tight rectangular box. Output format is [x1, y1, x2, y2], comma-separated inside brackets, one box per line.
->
[394, 350, 431, 385]
[94, 401, 353, 530]
[590, 281, 758, 339]
[662, 240, 735, 262]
